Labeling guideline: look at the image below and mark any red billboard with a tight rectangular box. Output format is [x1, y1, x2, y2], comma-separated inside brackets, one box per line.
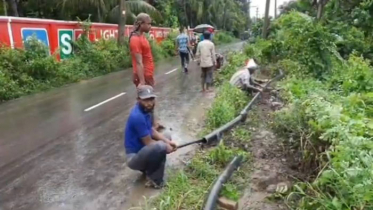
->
[0, 16, 193, 60]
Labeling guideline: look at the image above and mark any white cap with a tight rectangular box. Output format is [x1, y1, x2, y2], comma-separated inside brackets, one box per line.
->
[246, 58, 258, 69]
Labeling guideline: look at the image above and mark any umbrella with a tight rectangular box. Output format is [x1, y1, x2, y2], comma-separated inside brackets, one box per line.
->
[193, 24, 214, 33]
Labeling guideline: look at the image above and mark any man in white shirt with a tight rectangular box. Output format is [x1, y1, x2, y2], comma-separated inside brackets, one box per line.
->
[196, 31, 216, 92]
[229, 58, 266, 93]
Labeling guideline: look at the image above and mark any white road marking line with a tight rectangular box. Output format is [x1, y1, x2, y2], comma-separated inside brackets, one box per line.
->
[84, 92, 126, 112]
[165, 68, 178, 75]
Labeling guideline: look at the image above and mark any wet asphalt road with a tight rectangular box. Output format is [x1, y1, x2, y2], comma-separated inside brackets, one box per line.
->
[0, 42, 244, 210]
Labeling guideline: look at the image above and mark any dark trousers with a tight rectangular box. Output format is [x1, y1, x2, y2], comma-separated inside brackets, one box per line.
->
[179, 51, 190, 69]
[126, 132, 172, 184]
[201, 66, 214, 86]
[127, 142, 167, 184]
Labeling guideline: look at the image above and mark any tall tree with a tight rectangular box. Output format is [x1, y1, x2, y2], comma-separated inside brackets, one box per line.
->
[160, 0, 247, 33]
[247, 0, 251, 29]
[6, 0, 18, 16]
[262, 0, 270, 38]
[312, 0, 330, 19]
[118, 0, 126, 45]
[1, 0, 7, 15]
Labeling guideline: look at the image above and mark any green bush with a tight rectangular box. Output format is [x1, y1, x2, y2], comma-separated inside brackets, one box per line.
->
[270, 41, 373, 210]
[160, 31, 177, 57]
[0, 32, 176, 102]
[328, 55, 373, 94]
[206, 82, 249, 131]
[213, 31, 235, 45]
[328, 22, 369, 59]
[242, 7, 373, 210]
[276, 79, 373, 209]
[251, 19, 264, 38]
[279, 12, 339, 78]
[149, 39, 167, 61]
[73, 38, 130, 76]
[247, 12, 342, 79]
[243, 38, 283, 64]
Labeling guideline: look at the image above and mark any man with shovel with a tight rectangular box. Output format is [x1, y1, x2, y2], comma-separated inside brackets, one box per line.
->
[125, 85, 177, 189]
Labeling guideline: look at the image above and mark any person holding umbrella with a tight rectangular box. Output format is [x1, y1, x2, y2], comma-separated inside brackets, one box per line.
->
[194, 24, 214, 42]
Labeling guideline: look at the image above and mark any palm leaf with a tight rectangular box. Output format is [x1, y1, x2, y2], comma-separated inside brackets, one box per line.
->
[107, 5, 138, 23]
[60, 0, 117, 17]
[124, 0, 161, 19]
[109, 0, 161, 22]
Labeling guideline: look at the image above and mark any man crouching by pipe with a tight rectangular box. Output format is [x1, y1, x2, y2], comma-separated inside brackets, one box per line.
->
[229, 58, 268, 94]
[124, 85, 177, 189]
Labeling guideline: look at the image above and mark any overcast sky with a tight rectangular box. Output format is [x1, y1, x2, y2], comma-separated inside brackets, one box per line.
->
[249, 0, 289, 18]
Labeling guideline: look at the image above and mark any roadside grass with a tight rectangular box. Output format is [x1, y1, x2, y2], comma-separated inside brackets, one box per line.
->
[139, 141, 250, 210]
[135, 52, 254, 210]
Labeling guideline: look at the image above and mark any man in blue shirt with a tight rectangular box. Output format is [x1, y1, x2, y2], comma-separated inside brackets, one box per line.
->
[125, 85, 177, 189]
[176, 27, 190, 73]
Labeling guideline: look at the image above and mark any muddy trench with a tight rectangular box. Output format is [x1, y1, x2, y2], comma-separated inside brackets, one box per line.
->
[234, 91, 309, 210]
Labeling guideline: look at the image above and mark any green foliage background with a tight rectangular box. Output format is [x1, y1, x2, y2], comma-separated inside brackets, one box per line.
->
[247, 1, 373, 209]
